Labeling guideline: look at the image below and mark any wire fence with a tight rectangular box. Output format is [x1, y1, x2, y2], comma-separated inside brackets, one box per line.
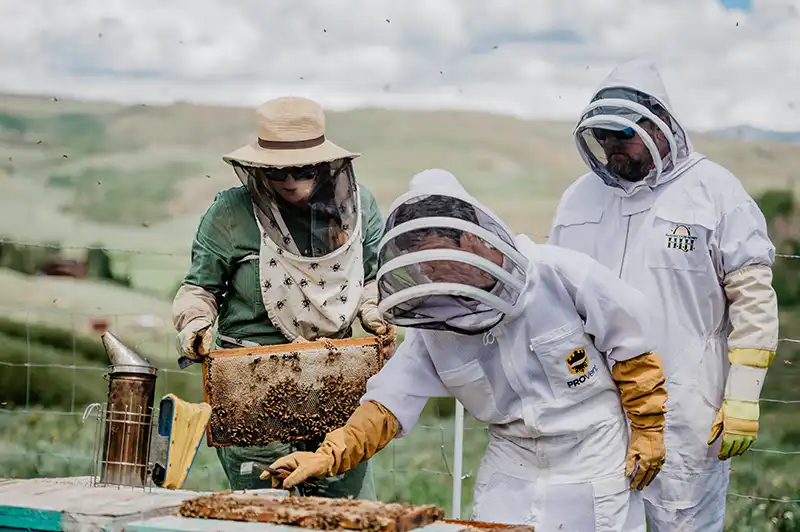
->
[0, 239, 798, 525]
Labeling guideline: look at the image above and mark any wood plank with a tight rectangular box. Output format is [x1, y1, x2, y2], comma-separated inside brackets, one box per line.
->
[123, 516, 470, 532]
[0, 477, 287, 532]
[123, 515, 318, 532]
[206, 337, 379, 359]
[0, 507, 61, 532]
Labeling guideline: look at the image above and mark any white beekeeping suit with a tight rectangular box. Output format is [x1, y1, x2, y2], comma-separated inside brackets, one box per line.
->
[261, 168, 670, 531]
[548, 60, 779, 532]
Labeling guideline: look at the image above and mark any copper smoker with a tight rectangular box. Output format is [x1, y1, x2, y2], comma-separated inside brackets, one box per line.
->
[98, 332, 158, 487]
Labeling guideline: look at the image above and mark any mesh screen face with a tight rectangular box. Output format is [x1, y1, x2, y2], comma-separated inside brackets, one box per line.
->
[202, 337, 383, 447]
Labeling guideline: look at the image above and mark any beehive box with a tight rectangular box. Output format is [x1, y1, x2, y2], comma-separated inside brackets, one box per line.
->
[177, 493, 445, 532]
[442, 520, 535, 532]
[202, 337, 384, 447]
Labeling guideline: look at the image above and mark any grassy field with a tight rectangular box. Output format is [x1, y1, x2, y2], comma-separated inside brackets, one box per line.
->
[0, 92, 798, 530]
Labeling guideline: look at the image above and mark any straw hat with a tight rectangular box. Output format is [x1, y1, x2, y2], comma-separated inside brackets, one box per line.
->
[222, 96, 360, 169]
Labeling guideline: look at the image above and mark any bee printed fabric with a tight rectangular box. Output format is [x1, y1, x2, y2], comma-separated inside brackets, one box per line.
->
[253, 193, 364, 342]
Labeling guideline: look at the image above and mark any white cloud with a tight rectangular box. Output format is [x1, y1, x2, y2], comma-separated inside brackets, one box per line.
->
[0, 0, 798, 131]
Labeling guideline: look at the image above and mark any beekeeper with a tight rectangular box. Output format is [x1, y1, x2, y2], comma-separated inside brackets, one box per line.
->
[171, 96, 396, 498]
[548, 60, 779, 531]
[261, 168, 668, 531]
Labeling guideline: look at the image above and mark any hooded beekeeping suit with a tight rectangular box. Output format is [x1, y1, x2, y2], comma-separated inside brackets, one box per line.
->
[548, 60, 779, 531]
[260, 169, 670, 532]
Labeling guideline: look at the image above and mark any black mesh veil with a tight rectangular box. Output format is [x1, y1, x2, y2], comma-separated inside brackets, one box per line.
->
[232, 159, 359, 258]
[377, 180, 528, 335]
[574, 86, 689, 194]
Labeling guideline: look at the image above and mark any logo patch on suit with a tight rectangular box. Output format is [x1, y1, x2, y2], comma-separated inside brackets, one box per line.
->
[665, 224, 697, 253]
[565, 348, 598, 389]
[566, 349, 589, 375]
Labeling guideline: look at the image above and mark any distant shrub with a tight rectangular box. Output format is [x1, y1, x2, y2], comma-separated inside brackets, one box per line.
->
[756, 189, 795, 225]
[0, 113, 29, 134]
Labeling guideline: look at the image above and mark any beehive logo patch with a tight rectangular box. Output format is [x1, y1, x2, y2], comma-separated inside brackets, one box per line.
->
[666, 224, 697, 253]
[566, 348, 589, 375]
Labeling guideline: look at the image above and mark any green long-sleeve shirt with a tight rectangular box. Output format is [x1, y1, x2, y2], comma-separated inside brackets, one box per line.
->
[181, 185, 384, 347]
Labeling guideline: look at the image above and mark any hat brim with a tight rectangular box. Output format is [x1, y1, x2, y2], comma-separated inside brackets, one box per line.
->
[222, 139, 360, 169]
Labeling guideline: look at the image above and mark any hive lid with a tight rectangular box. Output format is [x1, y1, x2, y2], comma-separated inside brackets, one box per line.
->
[102, 332, 158, 376]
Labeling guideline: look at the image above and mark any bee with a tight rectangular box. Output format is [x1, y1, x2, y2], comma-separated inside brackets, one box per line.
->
[269, 219, 278, 229]
[318, 278, 326, 289]
[357, 279, 363, 287]
[283, 275, 294, 286]
[301, 298, 311, 309]
[311, 325, 319, 334]
[331, 263, 341, 272]
[321, 300, 327, 307]
[339, 295, 348, 304]
[340, 282, 348, 292]
[269, 258, 278, 267]
[310, 262, 319, 270]
[276, 299, 287, 310]
[339, 314, 346, 323]
[299, 278, 309, 288]
[277, 248, 284, 256]
[262, 279, 272, 290]
[342, 223, 349, 231]
[282, 235, 292, 246]
[292, 318, 300, 328]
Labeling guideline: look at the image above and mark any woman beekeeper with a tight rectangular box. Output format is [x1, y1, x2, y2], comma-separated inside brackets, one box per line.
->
[171, 96, 395, 499]
[261, 169, 668, 531]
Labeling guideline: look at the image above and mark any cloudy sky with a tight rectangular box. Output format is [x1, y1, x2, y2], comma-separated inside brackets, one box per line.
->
[1, 0, 798, 131]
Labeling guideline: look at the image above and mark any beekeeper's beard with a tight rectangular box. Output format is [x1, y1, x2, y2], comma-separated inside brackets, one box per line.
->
[602, 139, 655, 182]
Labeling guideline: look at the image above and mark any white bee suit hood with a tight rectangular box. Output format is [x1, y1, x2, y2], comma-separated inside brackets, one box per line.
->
[574, 60, 703, 197]
[376, 169, 529, 335]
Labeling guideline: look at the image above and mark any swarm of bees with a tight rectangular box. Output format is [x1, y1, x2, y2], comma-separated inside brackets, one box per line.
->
[204, 342, 381, 446]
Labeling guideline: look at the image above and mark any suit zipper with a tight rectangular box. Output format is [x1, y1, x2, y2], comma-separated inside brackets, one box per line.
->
[618, 215, 632, 278]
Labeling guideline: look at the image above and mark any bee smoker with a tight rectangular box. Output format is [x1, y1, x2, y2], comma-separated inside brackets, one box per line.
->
[98, 331, 158, 487]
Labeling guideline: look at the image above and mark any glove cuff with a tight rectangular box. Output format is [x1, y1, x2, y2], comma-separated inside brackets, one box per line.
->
[725, 362, 768, 403]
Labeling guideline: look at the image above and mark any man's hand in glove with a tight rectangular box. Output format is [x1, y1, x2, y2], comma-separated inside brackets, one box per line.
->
[611, 351, 668, 491]
[176, 320, 213, 363]
[626, 428, 666, 490]
[708, 398, 759, 460]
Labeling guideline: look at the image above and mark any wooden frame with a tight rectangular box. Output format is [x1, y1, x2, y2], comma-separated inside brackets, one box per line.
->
[201, 336, 382, 447]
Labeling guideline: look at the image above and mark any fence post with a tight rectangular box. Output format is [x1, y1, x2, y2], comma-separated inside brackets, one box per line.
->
[451, 399, 464, 519]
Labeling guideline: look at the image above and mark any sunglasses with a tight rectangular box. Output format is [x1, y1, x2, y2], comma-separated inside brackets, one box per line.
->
[593, 127, 636, 141]
[265, 166, 319, 182]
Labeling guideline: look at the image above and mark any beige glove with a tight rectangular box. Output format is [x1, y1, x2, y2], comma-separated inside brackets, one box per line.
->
[710, 265, 779, 460]
[612, 351, 668, 491]
[176, 319, 214, 363]
[358, 281, 398, 360]
[261, 400, 399, 489]
[173, 284, 218, 365]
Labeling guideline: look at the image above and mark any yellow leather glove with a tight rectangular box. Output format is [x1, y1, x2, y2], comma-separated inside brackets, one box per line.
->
[612, 352, 668, 491]
[708, 348, 776, 460]
[708, 398, 759, 459]
[260, 400, 399, 489]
